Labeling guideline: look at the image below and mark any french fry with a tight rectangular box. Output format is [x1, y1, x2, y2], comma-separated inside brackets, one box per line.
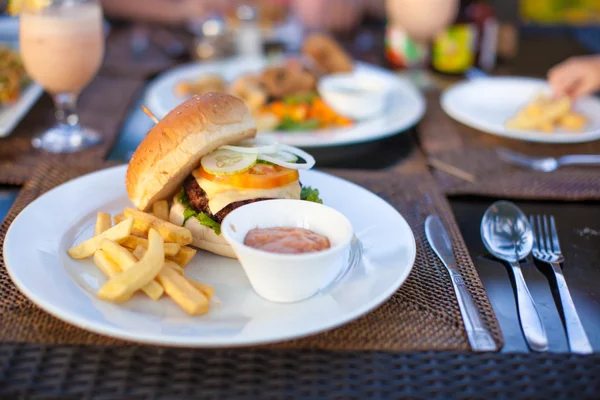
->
[558, 112, 587, 132]
[152, 200, 169, 221]
[170, 263, 185, 275]
[100, 239, 164, 300]
[93, 250, 133, 303]
[187, 278, 215, 300]
[94, 212, 112, 235]
[124, 207, 192, 245]
[67, 218, 134, 259]
[506, 95, 572, 132]
[537, 120, 554, 133]
[156, 262, 209, 315]
[97, 229, 165, 303]
[113, 213, 126, 224]
[134, 246, 206, 302]
[167, 246, 197, 267]
[121, 235, 180, 256]
[93, 249, 122, 277]
[132, 245, 146, 261]
[131, 227, 148, 238]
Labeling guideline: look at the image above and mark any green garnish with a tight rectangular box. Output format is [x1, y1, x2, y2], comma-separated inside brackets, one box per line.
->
[178, 187, 222, 235]
[277, 117, 320, 132]
[301, 185, 323, 204]
[182, 208, 197, 225]
[256, 159, 276, 166]
[196, 213, 221, 235]
[283, 92, 319, 105]
[178, 187, 192, 207]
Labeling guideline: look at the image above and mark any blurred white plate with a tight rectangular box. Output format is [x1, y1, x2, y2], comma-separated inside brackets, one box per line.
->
[0, 23, 44, 137]
[441, 77, 600, 143]
[4, 165, 416, 347]
[145, 57, 425, 148]
[0, 82, 43, 137]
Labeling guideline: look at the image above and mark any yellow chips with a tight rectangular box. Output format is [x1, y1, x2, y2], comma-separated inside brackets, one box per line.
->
[67, 209, 213, 316]
[97, 229, 165, 303]
[124, 208, 192, 245]
[67, 218, 133, 259]
[506, 94, 588, 133]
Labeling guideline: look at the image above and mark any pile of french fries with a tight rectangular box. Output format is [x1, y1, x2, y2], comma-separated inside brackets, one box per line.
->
[67, 200, 213, 315]
[506, 94, 588, 133]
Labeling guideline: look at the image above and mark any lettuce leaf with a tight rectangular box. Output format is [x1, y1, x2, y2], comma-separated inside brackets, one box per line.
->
[196, 213, 221, 235]
[301, 185, 323, 204]
[283, 92, 318, 105]
[178, 187, 222, 235]
[178, 187, 192, 208]
[277, 117, 320, 131]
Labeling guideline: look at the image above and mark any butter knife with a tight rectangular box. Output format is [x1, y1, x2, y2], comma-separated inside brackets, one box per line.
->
[425, 215, 498, 352]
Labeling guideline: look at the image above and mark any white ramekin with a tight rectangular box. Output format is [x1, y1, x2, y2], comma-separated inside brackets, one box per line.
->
[221, 199, 353, 303]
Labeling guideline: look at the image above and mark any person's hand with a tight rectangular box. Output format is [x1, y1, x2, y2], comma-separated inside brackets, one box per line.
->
[548, 55, 600, 98]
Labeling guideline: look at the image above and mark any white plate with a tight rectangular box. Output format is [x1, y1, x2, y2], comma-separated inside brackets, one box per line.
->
[144, 57, 425, 148]
[0, 36, 44, 138]
[441, 77, 600, 143]
[0, 82, 43, 137]
[3, 166, 416, 347]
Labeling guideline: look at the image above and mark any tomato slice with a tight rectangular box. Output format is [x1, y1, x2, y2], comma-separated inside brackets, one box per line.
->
[197, 163, 299, 189]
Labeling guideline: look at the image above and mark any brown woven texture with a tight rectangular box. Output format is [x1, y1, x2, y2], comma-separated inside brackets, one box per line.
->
[420, 91, 600, 200]
[0, 154, 502, 351]
[0, 75, 144, 185]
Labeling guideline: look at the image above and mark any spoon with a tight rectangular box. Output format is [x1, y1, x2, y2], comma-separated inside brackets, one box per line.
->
[481, 201, 549, 352]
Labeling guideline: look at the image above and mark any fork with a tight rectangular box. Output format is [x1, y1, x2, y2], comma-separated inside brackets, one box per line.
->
[497, 148, 600, 172]
[530, 215, 593, 354]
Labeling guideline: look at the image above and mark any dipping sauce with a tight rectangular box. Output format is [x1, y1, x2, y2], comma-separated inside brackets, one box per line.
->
[244, 227, 331, 254]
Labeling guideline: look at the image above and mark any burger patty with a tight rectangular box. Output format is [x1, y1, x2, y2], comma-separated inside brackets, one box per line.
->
[183, 176, 273, 224]
[184, 175, 209, 212]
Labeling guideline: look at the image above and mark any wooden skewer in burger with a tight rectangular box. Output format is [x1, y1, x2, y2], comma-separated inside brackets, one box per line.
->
[126, 92, 320, 258]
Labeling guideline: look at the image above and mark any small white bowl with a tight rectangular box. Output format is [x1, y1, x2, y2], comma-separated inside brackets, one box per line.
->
[221, 200, 354, 303]
[318, 72, 390, 120]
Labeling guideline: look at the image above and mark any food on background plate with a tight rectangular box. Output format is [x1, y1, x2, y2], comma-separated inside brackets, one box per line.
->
[174, 74, 226, 98]
[174, 34, 355, 132]
[302, 33, 354, 75]
[256, 63, 317, 100]
[126, 92, 323, 259]
[505, 93, 588, 133]
[0, 45, 30, 105]
[244, 227, 331, 254]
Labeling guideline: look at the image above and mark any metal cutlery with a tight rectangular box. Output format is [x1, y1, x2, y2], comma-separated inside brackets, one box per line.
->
[481, 201, 549, 351]
[497, 147, 600, 172]
[425, 215, 497, 352]
[530, 215, 593, 354]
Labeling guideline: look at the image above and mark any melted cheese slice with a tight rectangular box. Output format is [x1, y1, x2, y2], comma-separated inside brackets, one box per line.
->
[192, 171, 301, 214]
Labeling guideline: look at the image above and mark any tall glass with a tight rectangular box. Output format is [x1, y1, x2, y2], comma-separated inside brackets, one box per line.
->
[19, 0, 105, 153]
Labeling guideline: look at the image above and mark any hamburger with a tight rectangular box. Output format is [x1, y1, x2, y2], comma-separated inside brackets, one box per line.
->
[126, 92, 321, 258]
